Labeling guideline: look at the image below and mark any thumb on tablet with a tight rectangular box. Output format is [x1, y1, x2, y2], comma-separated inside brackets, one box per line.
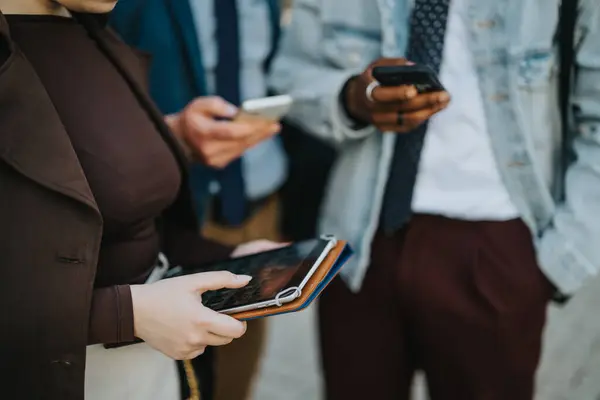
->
[184, 271, 252, 294]
[232, 239, 288, 258]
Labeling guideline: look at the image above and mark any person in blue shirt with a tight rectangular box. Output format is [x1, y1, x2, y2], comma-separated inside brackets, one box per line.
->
[111, 1, 286, 399]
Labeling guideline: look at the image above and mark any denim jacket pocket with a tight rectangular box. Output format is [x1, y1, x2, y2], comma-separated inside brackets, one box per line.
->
[517, 50, 557, 90]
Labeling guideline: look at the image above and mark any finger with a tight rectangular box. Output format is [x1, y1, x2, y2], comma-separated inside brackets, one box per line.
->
[244, 123, 281, 145]
[195, 138, 244, 159]
[242, 132, 279, 151]
[196, 121, 259, 141]
[204, 129, 278, 167]
[204, 311, 248, 339]
[217, 120, 281, 141]
[372, 101, 446, 126]
[374, 91, 450, 112]
[377, 104, 447, 132]
[182, 118, 249, 159]
[183, 271, 252, 293]
[188, 96, 238, 119]
[242, 123, 281, 147]
[212, 121, 257, 139]
[255, 120, 282, 133]
[371, 85, 418, 103]
[192, 122, 280, 167]
[365, 57, 413, 80]
[184, 117, 250, 141]
[185, 130, 247, 166]
[402, 102, 449, 126]
[372, 112, 405, 127]
[398, 91, 450, 112]
[203, 332, 235, 347]
[184, 347, 207, 360]
[201, 143, 248, 169]
[244, 240, 289, 254]
[184, 111, 216, 137]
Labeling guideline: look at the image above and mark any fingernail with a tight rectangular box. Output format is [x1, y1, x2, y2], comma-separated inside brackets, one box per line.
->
[406, 87, 418, 98]
[236, 275, 252, 283]
[438, 92, 450, 103]
[406, 61, 416, 65]
[225, 105, 238, 117]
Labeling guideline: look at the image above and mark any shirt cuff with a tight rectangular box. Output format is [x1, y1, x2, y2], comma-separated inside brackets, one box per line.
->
[536, 228, 598, 296]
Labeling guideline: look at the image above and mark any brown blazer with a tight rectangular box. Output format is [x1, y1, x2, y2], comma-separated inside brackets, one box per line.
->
[0, 12, 230, 399]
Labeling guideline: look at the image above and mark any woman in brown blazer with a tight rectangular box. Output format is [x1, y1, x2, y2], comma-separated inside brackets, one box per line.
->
[0, 0, 283, 399]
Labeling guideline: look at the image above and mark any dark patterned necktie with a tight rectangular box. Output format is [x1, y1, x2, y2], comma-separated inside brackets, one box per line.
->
[213, 0, 246, 226]
[380, 0, 451, 233]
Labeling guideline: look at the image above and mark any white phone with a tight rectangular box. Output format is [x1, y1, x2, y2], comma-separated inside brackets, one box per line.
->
[235, 94, 293, 122]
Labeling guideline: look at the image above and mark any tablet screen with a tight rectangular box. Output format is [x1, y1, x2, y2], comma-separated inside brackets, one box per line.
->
[197, 238, 330, 312]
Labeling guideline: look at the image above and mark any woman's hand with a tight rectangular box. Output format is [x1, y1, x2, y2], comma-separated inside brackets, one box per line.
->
[130, 271, 251, 360]
[232, 239, 289, 258]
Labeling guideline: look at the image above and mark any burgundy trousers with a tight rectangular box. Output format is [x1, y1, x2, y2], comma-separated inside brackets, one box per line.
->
[319, 215, 554, 400]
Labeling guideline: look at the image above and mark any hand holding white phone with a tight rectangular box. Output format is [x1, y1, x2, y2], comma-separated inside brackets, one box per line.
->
[235, 94, 293, 123]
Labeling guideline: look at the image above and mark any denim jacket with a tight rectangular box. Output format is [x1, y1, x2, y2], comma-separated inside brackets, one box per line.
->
[270, 0, 600, 294]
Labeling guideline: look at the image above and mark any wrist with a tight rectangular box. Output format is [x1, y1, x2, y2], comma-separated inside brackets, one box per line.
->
[130, 285, 145, 339]
[341, 76, 369, 127]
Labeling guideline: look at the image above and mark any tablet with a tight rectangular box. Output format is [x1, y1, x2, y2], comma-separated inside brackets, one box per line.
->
[167, 236, 337, 314]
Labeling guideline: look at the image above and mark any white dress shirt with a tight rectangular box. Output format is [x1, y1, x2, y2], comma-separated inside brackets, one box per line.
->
[411, 0, 519, 220]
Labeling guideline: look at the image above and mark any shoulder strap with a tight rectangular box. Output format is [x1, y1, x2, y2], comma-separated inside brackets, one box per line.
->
[558, 0, 579, 198]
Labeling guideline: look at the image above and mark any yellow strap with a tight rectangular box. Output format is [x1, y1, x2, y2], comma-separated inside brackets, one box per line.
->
[183, 359, 201, 400]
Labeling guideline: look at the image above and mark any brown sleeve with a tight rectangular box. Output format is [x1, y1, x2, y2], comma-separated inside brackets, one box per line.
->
[87, 229, 231, 345]
[88, 285, 135, 345]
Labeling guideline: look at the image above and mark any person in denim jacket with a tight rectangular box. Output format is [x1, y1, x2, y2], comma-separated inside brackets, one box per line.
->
[270, 0, 600, 399]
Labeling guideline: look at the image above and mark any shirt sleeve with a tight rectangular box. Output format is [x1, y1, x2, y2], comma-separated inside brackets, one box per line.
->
[87, 227, 233, 346]
[268, 0, 378, 145]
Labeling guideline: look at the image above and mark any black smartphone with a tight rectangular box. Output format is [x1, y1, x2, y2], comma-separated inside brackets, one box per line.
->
[372, 64, 446, 93]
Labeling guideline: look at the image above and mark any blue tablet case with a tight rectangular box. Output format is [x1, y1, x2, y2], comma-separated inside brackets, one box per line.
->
[233, 241, 354, 321]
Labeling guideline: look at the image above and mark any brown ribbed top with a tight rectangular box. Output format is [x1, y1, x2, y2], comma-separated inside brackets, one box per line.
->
[7, 14, 211, 345]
